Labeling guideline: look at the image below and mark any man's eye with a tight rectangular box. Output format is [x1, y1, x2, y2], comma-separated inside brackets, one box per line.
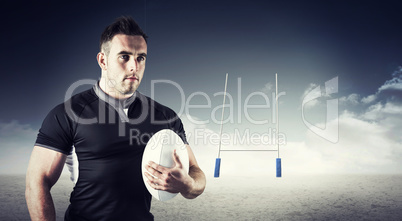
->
[137, 56, 145, 62]
[120, 55, 129, 61]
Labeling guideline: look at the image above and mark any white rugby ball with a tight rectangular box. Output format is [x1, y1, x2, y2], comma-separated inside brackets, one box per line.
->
[141, 129, 189, 201]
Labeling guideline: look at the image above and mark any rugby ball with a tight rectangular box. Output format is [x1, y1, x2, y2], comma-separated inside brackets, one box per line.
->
[141, 129, 189, 201]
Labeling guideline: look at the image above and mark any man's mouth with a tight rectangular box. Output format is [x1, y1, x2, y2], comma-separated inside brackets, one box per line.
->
[125, 76, 138, 81]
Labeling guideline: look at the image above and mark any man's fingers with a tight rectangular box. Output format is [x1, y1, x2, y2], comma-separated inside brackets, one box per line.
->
[144, 172, 172, 191]
[145, 164, 163, 179]
[145, 153, 187, 192]
[146, 179, 165, 191]
[147, 161, 168, 175]
[144, 171, 156, 183]
[144, 172, 162, 187]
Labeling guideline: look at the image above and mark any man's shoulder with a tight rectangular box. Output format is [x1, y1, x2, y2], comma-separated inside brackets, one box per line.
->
[68, 88, 98, 106]
[50, 88, 98, 116]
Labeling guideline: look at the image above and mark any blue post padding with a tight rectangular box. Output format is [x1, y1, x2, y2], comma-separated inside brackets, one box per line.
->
[276, 158, 282, 177]
[214, 158, 221, 178]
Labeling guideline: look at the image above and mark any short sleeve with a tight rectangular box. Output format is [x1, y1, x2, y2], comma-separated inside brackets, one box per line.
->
[169, 113, 188, 145]
[35, 104, 75, 155]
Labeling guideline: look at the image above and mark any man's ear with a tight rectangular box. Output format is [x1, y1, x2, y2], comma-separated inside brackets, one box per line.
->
[97, 52, 107, 71]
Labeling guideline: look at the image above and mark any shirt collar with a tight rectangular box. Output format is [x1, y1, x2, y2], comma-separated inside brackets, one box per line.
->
[93, 82, 136, 109]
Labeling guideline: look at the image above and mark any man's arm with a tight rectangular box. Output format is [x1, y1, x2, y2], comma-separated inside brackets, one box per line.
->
[26, 146, 67, 221]
[180, 144, 206, 199]
[145, 144, 206, 199]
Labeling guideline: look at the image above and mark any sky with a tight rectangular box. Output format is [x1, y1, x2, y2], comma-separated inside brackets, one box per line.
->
[0, 0, 401, 176]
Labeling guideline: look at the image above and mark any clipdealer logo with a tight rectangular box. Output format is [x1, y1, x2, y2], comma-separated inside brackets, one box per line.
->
[62, 77, 339, 144]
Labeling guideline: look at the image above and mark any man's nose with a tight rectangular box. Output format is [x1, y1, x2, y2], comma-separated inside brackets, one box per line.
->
[129, 58, 138, 72]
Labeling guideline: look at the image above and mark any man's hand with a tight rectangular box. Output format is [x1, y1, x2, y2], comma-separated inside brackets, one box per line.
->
[144, 150, 194, 195]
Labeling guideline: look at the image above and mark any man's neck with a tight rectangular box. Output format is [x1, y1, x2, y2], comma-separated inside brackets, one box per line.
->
[98, 78, 134, 100]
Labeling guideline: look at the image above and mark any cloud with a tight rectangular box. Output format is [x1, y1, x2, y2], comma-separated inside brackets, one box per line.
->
[0, 120, 37, 174]
[339, 93, 360, 105]
[301, 83, 320, 109]
[274, 68, 402, 175]
[281, 109, 402, 174]
[296, 67, 402, 174]
[362, 66, 402, 104]
[379, 66, 402, 91]
[361, 94, 376, 104]
[362, 102, 402, 121]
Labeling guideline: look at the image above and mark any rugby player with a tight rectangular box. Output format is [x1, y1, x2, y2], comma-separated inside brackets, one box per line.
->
[25, 16, 206, 221]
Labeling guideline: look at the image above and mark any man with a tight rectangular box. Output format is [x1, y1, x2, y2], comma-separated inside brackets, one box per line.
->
[25, 16, 206, 221]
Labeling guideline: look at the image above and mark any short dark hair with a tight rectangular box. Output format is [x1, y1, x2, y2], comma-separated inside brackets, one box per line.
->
[99, 16, 148, 55]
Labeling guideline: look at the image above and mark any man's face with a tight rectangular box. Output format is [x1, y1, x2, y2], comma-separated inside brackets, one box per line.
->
[103, 34, 147, 97]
